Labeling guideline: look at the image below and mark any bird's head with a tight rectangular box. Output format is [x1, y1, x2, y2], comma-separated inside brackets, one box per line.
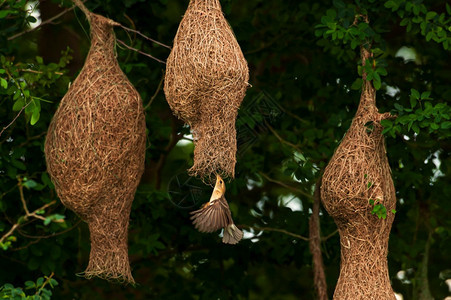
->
[211, 174, 226, 200]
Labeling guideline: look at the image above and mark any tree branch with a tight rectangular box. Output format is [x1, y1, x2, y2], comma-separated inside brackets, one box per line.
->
[17, 218, 82, 240]
[144, 71, 165, 110]
[19, 69, 64, 76]
[0, 101, 32, 138]
[265, 121, 303, 154]
[309, 177, 328, 300]
[8, 5, 77, 41]
[0, 178, 58, 246]
[37, 272, 55, 295]
[240, 224, 309, 241]
[259, 172, 313, 199]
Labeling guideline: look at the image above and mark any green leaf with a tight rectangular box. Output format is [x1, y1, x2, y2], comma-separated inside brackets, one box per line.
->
[430, 123, 439, 130]
[30, 110, 40, 125]
[373, 78, 381, 90]
[384, 1, 396, 9]
[394, 103, 403, 111]
[49, 279, 58, 288]
[376, 67, 387, 76]
[26, 15, 37, 23]
[426, 11, 437, 20]
[0, 78, 7, 89]
[391, 209, 397, 214]
[381, 119, 393, 128]
[441, 121, 451, 129]
[412, 123, 420, 134]
[411, 89, 420, 100]
[12, 99, 24, 111]
[36, 277, 44, 287]
[333, 0, 345, 9]
[24, 281, 35, 289]
[350, 39, 359, 49]
[420, 91, 431, 99]
[351, 78, 362, 90]
[0, 10, 13, 19]
[410, 96, 417, 108]
[400, 18, 409, 26]
[23, 179, 38, 189]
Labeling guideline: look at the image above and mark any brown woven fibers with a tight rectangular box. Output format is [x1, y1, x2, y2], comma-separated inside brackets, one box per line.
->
[44, 8, 146, 284]
[320, 47, 397, 299]
[164, 0, 249, 183]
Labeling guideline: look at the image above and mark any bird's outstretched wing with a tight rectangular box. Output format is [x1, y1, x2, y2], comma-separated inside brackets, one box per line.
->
[190, 196, 231, 233]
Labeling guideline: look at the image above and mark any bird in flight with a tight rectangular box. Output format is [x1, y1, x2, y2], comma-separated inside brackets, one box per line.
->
[190, 174, 243, 244]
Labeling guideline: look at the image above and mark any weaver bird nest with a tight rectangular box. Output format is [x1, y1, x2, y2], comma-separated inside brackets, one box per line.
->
[320, 47, 397, 299]
[164, 0, 249, 183]
[45, 11, 146, 284]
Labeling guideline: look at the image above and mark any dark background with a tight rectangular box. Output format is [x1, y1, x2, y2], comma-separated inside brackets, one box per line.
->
[0, 0, 450, 299]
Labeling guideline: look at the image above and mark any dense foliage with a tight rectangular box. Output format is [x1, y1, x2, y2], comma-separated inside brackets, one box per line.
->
[0, 0, 450, 299]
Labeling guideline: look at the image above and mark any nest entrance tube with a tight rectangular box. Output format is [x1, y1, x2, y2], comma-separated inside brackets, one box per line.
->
[320, 46, 397, 299]
[164, 0, 249, 183]
[44, 5, 146, 284]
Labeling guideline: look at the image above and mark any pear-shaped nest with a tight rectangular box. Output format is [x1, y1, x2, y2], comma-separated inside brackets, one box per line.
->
[164, 0, 249, 183]
[44, 12, 146, 284]
[320, 47, 397, 299]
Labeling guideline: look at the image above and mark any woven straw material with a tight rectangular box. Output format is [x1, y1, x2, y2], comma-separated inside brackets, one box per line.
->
[44, 13, 146, 284]
[164, 0, 249, 183]
[321, 48, 397, 299]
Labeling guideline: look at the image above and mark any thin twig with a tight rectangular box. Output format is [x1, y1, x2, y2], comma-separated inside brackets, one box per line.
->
[240, 224, 337, 242]
[265, 121, 303, 154]
[17, 131, 46, 148]
[0, 224, 20, 245]
[19, 69, 64, 76]
[144, 72, 165, 110]
[0, 101, 32, 138]
[119, 25, 171, 50]
[280, 106, 310, 125]
[322, 229, 338, 241]
[116, 39, 166, 64]
[10, 238, 41, 251]
[36, 272, 54, 295]
[17, 218, 82, 239]
[8, 5, 77, 40]
[0, 178, 58, 245]
[241, 224, 309, 241]
[260, 172, 313, 199]
[18, 178, 56, 221]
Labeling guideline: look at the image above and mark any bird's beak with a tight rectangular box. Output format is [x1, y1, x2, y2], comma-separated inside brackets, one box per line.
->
[215, 174, 225, 194]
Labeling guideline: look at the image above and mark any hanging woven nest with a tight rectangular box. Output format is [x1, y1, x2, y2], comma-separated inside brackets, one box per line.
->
[164, 0, 249, 183]
[44, 5, 146, 284]
[320, 46, 397, 299]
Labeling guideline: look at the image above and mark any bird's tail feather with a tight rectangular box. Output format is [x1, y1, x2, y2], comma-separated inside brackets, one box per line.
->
[222, 224, 243, 244]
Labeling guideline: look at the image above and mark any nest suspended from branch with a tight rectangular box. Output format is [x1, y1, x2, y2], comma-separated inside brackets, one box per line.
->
[164, 0, 249, 183]
[44, 5, 146, 284]
[320, 46, 397, 299]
